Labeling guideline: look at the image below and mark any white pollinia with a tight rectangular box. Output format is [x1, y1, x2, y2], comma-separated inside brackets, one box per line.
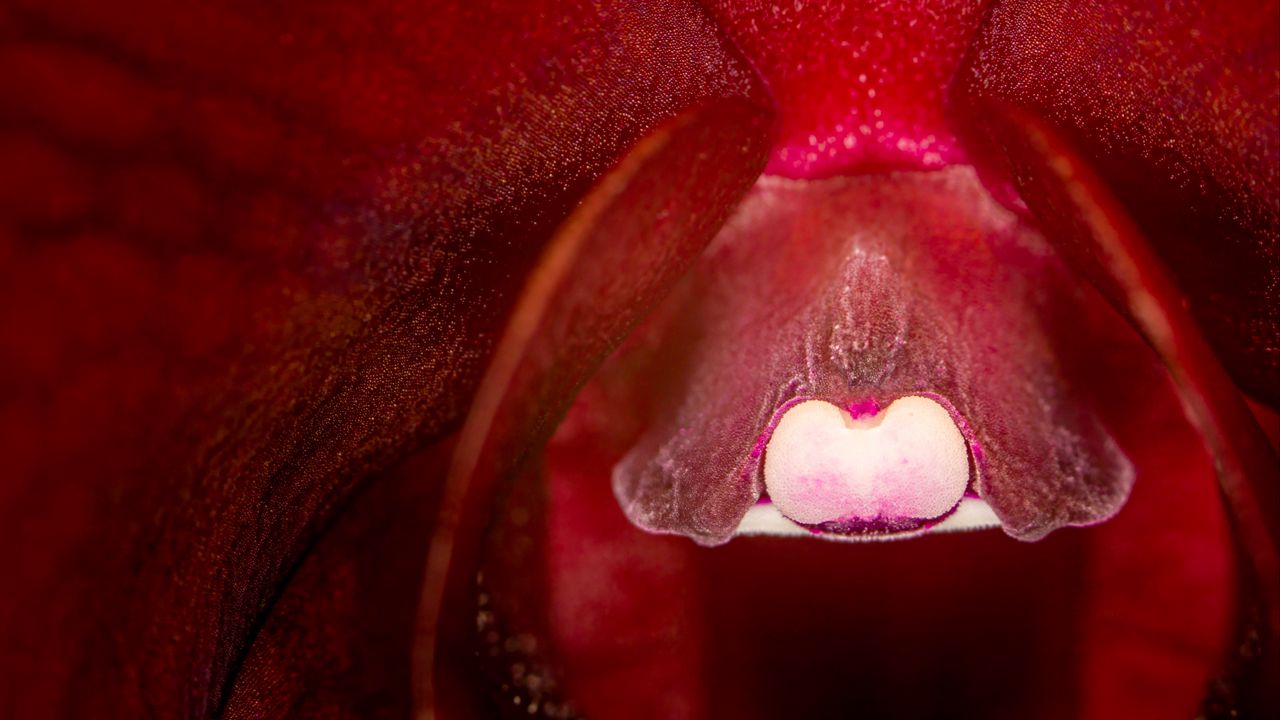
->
[762, 397, 970, 526]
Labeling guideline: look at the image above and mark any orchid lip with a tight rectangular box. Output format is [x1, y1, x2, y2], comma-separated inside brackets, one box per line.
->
[609, 168, 1137, 546]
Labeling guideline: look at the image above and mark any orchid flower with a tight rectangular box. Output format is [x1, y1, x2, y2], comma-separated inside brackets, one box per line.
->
[0, 0, 1276, 718]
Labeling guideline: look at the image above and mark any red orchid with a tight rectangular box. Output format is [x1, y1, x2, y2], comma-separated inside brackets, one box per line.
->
[1, 0, 1276, 718]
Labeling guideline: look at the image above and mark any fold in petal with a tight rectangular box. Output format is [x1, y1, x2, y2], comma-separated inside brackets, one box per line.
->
[222, 438, 454, 719]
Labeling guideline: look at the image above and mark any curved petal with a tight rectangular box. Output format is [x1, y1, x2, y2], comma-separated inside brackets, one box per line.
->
[951, 0, 1280, 404]
[417, 99, 772, 717]
[221, 438, 454, 719]
[948, 104, 1280, 716]
[0, 1, 769, 715]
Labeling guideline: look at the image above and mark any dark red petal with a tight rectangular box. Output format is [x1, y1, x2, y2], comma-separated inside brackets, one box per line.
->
[419, 100, 772, 716]
[703, 0, 988, 176]
[952, 0, 1280, 405]
[221, 438, 454, 719]
[1077, 373, 1236, 719]
[0, 1, 767, 715]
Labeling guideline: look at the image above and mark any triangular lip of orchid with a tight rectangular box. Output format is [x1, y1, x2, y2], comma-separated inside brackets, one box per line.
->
[609, 166, 1144, 548]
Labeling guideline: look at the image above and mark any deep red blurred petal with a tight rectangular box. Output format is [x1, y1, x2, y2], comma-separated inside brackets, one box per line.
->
[1079, 381, 1236, 719]
[0, 1, 767, 715]
[545, 441, 707, 719]
[952, 0, 1280, 404]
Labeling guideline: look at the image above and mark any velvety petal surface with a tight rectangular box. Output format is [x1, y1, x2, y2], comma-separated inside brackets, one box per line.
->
[222, 438, 454, 720]
[0, 1, 768, 715]
[952, 0, 1280, 405]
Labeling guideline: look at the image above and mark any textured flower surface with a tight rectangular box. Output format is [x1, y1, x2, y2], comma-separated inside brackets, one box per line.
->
[0, 1, 1276, 718]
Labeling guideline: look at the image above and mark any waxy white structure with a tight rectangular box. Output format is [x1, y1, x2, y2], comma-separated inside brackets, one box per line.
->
[762, 396, 970, 526]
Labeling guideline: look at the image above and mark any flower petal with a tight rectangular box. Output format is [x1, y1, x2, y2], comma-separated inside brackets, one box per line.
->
[952, 0, 1280, 404]
[949, 103, 1280, 716]
[417, 99, 772, 716]
[0, 0, 769, 714]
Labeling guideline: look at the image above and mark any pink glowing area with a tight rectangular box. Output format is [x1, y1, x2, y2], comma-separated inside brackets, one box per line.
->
[762, 396, 970, 527]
